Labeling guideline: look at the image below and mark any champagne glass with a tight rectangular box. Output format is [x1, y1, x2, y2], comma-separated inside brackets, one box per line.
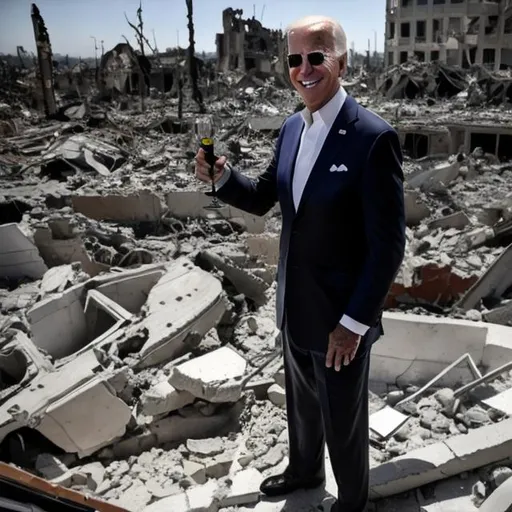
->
[196, 116, 222, 209]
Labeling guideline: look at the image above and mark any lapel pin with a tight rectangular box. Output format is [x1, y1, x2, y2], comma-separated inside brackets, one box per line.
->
[338, 129, 346, 135]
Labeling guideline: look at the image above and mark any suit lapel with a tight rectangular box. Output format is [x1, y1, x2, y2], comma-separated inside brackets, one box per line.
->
[278, 115, 304, 219]
[296, 95, 359, 216]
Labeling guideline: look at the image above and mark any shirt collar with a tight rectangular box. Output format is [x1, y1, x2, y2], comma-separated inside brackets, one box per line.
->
[301, 86, 347, 128]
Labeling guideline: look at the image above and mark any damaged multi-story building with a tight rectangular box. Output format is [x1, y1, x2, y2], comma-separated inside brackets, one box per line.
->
[385, 0, 512, 70]
[216, 7, 285, 73]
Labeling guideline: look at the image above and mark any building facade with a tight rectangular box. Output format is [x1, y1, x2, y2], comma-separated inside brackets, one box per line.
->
[385, 0, 512, 70]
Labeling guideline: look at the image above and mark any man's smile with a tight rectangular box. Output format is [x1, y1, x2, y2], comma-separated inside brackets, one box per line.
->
[300, 78, 323, 89]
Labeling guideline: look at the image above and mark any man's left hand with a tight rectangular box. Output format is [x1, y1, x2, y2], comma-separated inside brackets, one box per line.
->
[326, 324, 361, 371]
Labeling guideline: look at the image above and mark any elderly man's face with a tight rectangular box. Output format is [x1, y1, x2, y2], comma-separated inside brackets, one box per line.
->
[287, 25, 344, 112]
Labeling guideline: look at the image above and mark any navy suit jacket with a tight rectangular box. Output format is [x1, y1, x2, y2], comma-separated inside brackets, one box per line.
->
[216, 95, 406, 352]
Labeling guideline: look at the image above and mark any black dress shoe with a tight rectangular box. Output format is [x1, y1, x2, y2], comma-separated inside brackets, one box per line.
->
[260, 471, 324, 497]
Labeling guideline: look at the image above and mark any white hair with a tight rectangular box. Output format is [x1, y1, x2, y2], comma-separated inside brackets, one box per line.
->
[285, 15, 347, 57]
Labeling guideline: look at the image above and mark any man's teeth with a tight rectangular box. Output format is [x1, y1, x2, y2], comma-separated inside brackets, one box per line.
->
[302, 79, 321, 88]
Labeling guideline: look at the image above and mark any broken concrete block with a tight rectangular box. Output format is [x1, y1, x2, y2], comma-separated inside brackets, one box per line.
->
[197, 250, 268, 306]
[35, 453, 69, 480]
[218, 468, 263, 507]
[428, 211, 470, 230]
[0, 223, 48, 279]
[267, 383, 285, 408]
[187, 437, 224, 457]
[169, 347, 247, 403]
[373, 312, 487, 386]
[134, 258, 227, 368]
[110, 479, 152, 512]
[0, 349, 132, 458]
[33, 223, 105, 277]
[370, 417, 512, 499]
[71, 193, 163, 222]
[455, 242, 512, 311]
[167, 191, 266, 233]
[142, 478, 218, 512]
[111, 402, 243, 459]
[51, 462, 105, 491]
[183, 459, 207, 484]
[139, 381, 195, 417]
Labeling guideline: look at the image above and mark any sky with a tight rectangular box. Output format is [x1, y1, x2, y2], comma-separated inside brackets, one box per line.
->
[0, 0, 387, 58]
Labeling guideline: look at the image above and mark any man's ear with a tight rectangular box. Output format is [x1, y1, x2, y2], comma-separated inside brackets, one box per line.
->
[338, 54, 347, 76]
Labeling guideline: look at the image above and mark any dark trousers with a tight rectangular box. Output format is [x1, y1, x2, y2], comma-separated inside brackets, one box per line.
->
[283, 321, 371, 512]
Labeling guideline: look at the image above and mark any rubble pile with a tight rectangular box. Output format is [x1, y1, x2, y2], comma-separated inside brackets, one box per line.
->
[2, 51, 512, 509]
[378, 61, 512, 105]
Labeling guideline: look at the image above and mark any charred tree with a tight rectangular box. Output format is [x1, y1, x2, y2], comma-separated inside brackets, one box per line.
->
[125, 1, 156, 111]
[185, 0, 206, 113]
[30, 3, 56, 117]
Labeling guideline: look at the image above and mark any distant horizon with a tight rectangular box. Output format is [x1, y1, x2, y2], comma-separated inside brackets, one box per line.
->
[0, 0, 387, 60]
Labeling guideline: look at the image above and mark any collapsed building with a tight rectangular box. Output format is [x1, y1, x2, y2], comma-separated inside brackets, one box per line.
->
[216, 7, 285, 73]
[385, 0, 512, 70]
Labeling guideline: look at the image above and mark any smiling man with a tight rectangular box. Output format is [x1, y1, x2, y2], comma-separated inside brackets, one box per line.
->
[195, 15, 406, 512]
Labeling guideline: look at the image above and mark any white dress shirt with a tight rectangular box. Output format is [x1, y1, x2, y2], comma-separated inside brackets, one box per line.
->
[217, 87, 370, 337]
[293, 87, 369, 337]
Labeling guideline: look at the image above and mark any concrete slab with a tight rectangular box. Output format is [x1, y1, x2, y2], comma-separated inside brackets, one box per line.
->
[373, 312, 488, 386]
[71, 193, 163, 222]
[218, 468, 263, 507]
[135, 258, 227, 368]
[169, 347, 247, 403]
[0, 349, 131, 457]
[0, 223, 48, 279]
[370, 442, 455, 499]
[370, 418, 512, 499]
[167, 191, 266, 233]
[443, 417, 512, 470]
[139, 381, 195, 416]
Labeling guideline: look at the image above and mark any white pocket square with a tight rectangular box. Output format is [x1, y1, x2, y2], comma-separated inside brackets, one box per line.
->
[330, 164, 348, 172]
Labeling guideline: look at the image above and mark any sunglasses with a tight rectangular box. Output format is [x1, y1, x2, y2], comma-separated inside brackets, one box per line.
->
[287, 51, 325, 68]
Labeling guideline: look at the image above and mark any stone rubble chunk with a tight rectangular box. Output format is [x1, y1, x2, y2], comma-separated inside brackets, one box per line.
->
[491, 466, 512, 488]
[169, 346, 247, 403]
[139, 381, 196, 417]
[183, 459, 207, 484]
[187, 437, 225, 457]
[218, 468, 263, 507]
[142, 478, 219, 512]
[35, 453, 69, 480]
[267, 383, 285, 407]
[110, 479, 152, 511]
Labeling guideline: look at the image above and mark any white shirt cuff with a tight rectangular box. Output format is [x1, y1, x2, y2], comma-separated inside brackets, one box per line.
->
[215, 165, 232, 189]
[340, 314, 370, 336]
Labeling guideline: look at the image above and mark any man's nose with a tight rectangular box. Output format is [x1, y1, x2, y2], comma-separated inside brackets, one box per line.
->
[300, 55, 313, 76]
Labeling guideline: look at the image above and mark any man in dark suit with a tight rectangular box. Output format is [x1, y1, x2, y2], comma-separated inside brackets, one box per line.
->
[195, 15, 405, 512]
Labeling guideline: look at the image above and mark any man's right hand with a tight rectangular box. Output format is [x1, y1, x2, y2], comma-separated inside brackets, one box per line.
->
[195, 148, 227, 183]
